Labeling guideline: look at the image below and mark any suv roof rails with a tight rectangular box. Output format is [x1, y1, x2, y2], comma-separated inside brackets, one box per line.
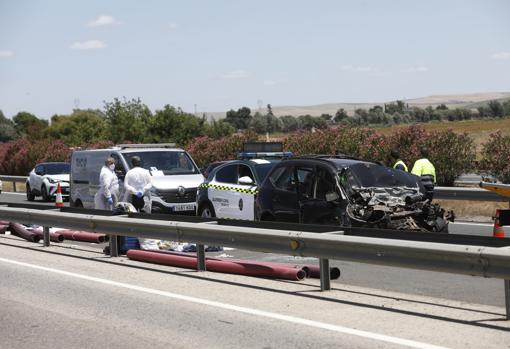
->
[115, 143, 177, 149]
[286, 154, 385, 167]
[290, 154, 360, 160]
[237, 151, 293, 160]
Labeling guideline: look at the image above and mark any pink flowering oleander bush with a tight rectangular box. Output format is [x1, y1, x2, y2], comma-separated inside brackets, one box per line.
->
[0, 125, 477, 185]
[387, 125, 429, 165]
[81, 140, 115, 150]
[283, 127, 388, 159]
[0, 139, 71, 175]
[186, 130, 258, 168]
[388, 125, 475, 186]
[283, 125, 474, 186]
[427, 129, 475, 186]
[480, 131, 510, 183]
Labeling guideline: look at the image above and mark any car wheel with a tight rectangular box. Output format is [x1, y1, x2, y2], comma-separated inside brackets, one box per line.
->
[26, 184, 35, 201]
[41, 185, 50, 202]
[199, 203, 216, 218]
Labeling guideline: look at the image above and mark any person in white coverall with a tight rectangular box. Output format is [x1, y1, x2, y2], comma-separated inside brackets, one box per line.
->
[123, 156, 153, 213]
[94, 157, 119, 210]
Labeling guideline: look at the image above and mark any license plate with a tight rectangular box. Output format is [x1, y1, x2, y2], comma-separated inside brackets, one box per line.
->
[173, 204, 195, 212]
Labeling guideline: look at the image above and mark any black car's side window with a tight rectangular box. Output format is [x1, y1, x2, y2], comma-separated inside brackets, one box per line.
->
[270, 166, 295, 192]
[296, 167, 314, 198]
[216, 164, 238, 184]
[315, 167, 335, 200]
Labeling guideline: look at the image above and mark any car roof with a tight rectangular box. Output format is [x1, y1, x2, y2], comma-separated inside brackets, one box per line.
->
[220, 159, 278, 166]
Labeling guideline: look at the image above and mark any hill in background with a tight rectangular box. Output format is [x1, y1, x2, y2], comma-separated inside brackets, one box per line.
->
[204, 92, 510, 119]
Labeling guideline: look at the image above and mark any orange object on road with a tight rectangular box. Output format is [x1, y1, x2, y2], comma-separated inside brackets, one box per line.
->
[493, 209, 506, 238]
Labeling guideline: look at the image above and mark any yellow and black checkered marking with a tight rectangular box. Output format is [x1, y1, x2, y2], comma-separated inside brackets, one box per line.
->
[200, 183, 258, 195]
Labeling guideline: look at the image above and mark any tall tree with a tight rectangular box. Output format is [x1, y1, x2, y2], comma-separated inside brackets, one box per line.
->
[12, 111, 48, 139]
[0, 110, 17, 142]
[488, 100, 504, 118]
[104, 98, 152, 143]
[280, 115, 299, 132]
[147, 105, 205, 145]
[225, 107, 252, 130]
[334, 108, 348, 122]
[48, 109, 107, 146]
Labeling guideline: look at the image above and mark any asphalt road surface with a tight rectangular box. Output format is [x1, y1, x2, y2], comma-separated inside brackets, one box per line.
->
[0, 192, 508, 309]
[0, 193, 505, 307]
[1, 237, 509, 349]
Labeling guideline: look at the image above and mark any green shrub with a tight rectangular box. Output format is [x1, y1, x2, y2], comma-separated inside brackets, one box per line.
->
[480, 131, 510, 183]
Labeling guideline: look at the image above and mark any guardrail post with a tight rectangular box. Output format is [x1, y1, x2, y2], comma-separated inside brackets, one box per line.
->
[109, 235, 119, 257]
[505, 280, 510, 320]
[319, 258, 331, 291]
[13, 181, 17, 192]
[43, 226, 50, 247]
[197, 244, 206, 271]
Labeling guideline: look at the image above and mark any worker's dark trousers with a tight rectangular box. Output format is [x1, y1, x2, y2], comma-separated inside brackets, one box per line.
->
[421, 175, 435, 201]
[131, 195, 145, 212]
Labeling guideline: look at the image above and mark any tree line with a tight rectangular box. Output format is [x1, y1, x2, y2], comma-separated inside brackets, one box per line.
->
[224, 99, 510, 132]
[0, 98, 235, 146]
[1, 97, 509, 146]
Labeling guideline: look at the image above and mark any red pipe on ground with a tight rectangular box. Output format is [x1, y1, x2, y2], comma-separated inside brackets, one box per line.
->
[127, 249, 306, 281]
[0, 225, 8, 234]
[9, 223, 41, 243]
[53, 230, 108, 243]
[150, 250, 341, 280]
[305, 265, 341, 280]
[32, 229, 65, 243]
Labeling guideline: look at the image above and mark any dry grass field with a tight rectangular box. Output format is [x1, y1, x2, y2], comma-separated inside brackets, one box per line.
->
[375, 118, 510, 155]
[435, 199, 508, 223]
[2, 181, 26, 193]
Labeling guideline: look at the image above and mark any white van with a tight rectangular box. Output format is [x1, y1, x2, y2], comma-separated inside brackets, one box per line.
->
[70, 144, 204, 214]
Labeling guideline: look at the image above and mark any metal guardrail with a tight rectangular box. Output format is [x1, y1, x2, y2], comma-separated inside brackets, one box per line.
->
[435, 186, 509, 202]
[0, 175, 27, 193]
[0, 205, 510, 319]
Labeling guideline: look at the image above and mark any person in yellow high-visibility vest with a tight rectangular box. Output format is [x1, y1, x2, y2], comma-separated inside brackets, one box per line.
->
[390, 150, 408, 172]
[411, 147, 436, 201]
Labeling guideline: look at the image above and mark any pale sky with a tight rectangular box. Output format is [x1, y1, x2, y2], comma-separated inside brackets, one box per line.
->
[0, 0, 509, 118]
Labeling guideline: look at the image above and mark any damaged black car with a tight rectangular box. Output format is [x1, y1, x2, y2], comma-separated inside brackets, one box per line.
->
[255, 156, 453, 233]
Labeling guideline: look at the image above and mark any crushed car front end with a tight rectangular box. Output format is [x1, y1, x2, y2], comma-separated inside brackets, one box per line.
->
[337, 161, 454, 233]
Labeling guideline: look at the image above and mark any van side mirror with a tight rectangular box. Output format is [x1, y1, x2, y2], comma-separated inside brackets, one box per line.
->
[35, 170, 44, 176]
[238, 176, 254, 185]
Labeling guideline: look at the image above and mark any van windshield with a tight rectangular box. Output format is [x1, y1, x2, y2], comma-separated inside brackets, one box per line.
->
[123, 151, 199, 175]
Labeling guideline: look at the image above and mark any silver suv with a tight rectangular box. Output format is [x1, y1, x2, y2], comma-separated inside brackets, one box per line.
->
[26, 162, 70, 201]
